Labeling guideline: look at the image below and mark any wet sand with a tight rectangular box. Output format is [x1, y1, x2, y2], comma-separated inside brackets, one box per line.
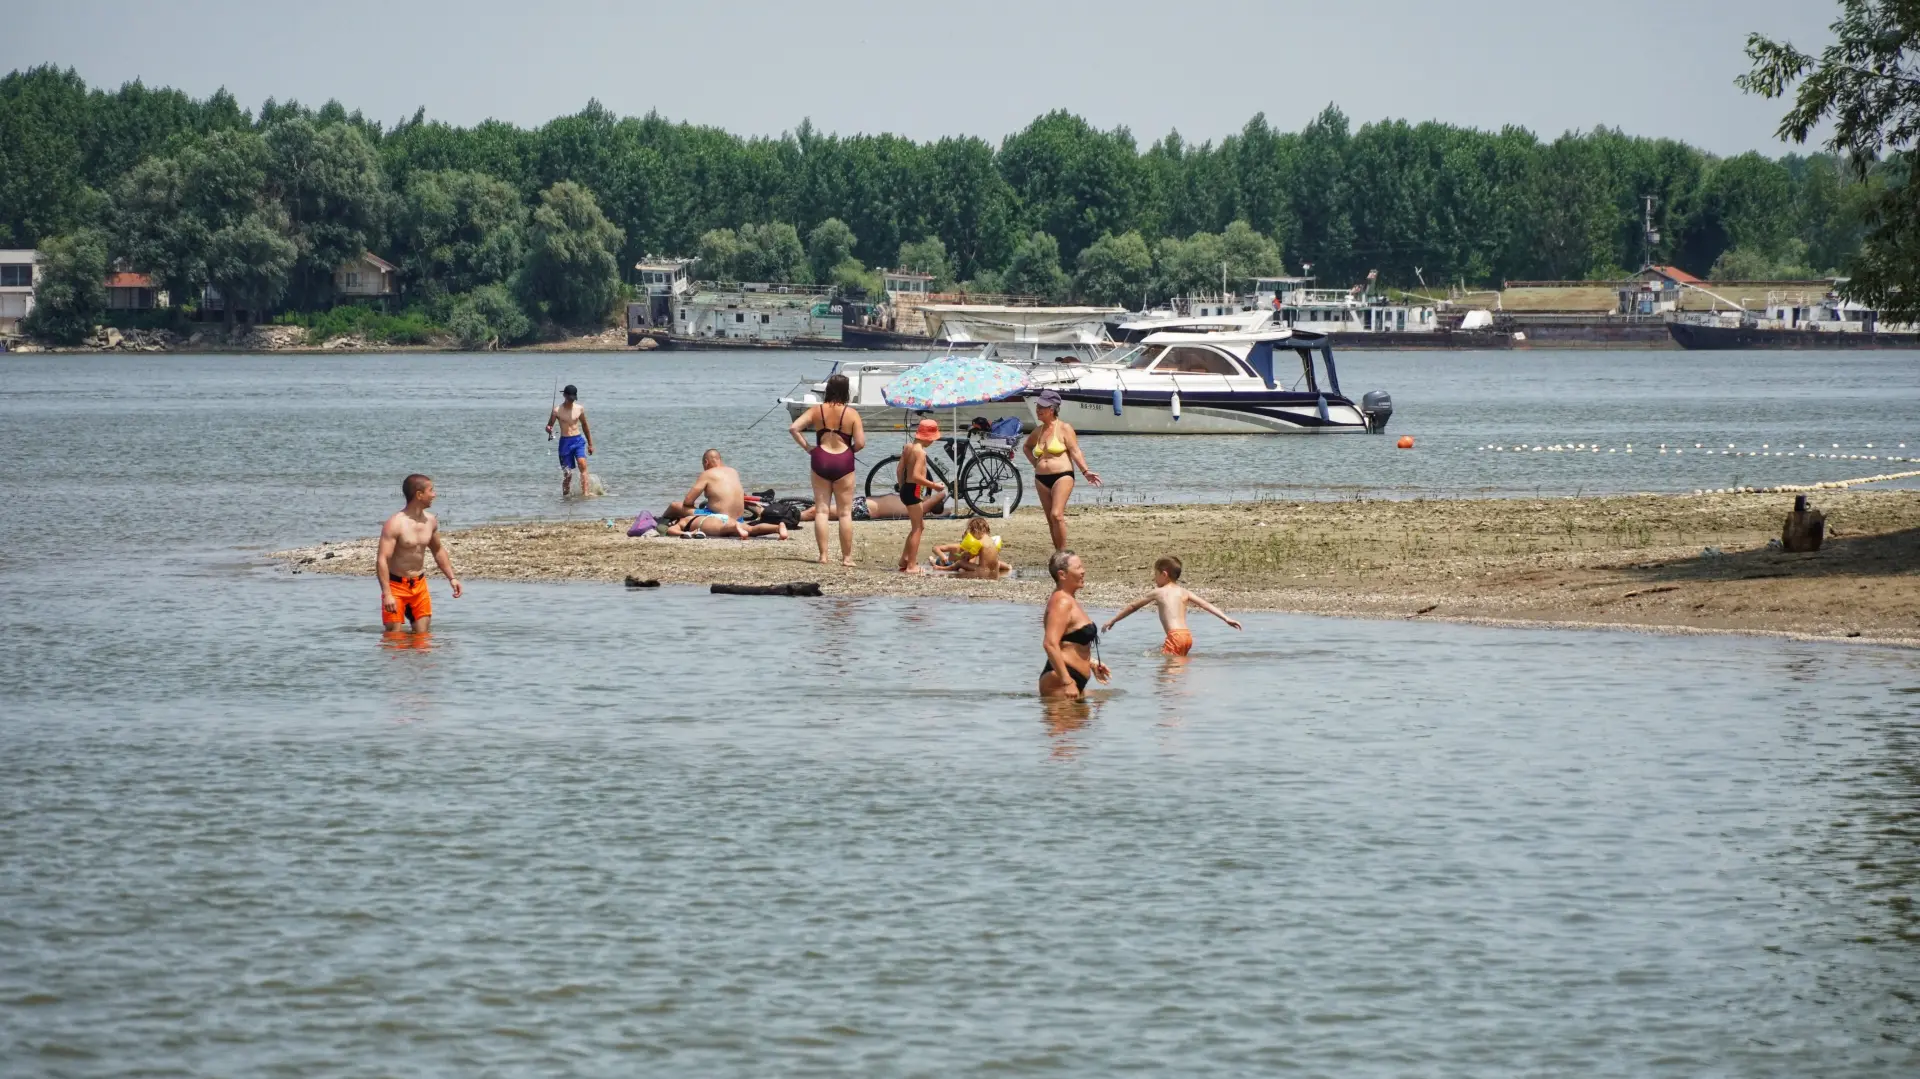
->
[279, 489, 1920, 645]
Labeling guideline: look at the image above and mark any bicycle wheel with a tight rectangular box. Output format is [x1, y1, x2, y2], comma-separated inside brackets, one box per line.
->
[863, 456, 901, 500]
[959, 450, 1023, 517]
[865, 456, 953, 505]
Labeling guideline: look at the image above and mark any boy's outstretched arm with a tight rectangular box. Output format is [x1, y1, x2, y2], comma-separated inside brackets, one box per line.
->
[1103, 593, 1154, 632]
[1187, 590, 1241, 630]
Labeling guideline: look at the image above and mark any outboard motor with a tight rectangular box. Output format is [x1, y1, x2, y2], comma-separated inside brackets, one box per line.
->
[1361, 389, 1394, 433]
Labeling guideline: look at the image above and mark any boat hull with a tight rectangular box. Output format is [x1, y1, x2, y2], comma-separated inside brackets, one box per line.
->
[839, 325, 936, 350]
[1669, 321, 1920, 350]
[1045, 388, 1369, 434]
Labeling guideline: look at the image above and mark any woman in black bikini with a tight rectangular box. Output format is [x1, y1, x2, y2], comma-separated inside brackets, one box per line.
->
[788, 373, 866, 566]
[1023, 389, 1101, 552]
[1039, 549, 1110, 699]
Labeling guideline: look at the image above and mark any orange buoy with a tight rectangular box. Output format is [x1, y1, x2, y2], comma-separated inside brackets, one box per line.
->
[1396, 436, 1415, 449]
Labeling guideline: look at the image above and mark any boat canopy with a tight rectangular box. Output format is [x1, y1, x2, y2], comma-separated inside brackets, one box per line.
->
[921, 305, 1124, 344]
[1137, 328, 1336, 392]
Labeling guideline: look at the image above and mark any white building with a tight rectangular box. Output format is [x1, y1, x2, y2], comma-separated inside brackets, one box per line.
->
[673, 282, 842, 344]
[0, 249, 39, 334]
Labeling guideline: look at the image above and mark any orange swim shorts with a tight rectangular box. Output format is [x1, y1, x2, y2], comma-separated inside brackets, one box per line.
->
[383, 574, 432, 626]
[1162, 628, 1193, 656]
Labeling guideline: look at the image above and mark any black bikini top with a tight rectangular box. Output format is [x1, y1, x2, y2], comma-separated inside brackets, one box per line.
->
[1061, 621, 1098, 646]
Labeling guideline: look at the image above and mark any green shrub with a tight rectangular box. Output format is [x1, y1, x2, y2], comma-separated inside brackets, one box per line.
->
[445, 284, 532, 349]
[273, 303, 445, 345]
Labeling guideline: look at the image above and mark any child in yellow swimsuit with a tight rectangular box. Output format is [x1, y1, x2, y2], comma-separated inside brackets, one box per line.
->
[931, 517, 1011, 578]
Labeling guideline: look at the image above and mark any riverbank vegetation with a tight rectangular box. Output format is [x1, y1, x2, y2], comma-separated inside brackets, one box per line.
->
[3, 6, 1913, 341]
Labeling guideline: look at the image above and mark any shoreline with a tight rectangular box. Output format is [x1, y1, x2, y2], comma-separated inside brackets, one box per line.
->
[276, 489, 1920, 646]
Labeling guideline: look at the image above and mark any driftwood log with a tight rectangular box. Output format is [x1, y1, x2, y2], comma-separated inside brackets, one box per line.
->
[711, 582, 823, 597]
[623, 576, 661, 588]
[1781, 495, 1826, 553]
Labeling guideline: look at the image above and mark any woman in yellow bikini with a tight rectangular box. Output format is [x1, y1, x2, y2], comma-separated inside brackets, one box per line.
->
[1023, 389, 1101, 552]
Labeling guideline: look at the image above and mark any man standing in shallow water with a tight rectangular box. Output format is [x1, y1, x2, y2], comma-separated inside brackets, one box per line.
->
[545, 384, 594, 497]
[377, 474, 463, 631]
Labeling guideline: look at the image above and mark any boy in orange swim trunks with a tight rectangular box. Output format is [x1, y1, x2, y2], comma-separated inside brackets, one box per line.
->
[376, 473, 463, 631]
[1103, 555, 1240, 657]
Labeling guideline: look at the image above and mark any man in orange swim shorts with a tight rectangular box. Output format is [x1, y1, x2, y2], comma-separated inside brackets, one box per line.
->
[1102, 555, 1240, 658]
[377, 473, 463, 631]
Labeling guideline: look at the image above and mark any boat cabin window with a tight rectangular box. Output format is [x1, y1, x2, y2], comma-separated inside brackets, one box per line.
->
[1127, 345, 1165, 369]
[1152, 346, 1240, 376]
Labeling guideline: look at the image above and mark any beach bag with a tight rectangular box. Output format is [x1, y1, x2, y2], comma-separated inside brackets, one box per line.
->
[627, 511, 657, 537]
[757, 500, 803, 529]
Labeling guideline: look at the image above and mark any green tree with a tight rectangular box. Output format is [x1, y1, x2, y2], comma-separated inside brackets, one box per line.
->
[395, 169, 526, 297]
[1002, 230, 1068, 300]
[998, 111, 1146, 262]
[734, 222, 807, 282]
[206, 212, 297, 324]
[1740, 1, 1920, 317]
[0, 67, 95, 247]
[114, 128, 302, 324]
[1154, 230, 1225, 298]
[21, 229, 107, 343]
[695, 228, 743, 279]
[446, 282, 533, 348]
[263, 118, 387, 308]
[520, 181, 625, 325]
[896, 234, 951, 286]
[1074, 230, 1152, 305]
[1709, 239, 1819, 280]
[806, 217, 858, 283]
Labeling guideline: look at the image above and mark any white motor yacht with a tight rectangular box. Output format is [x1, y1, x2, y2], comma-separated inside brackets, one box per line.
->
[1028, 328, 1392, 435]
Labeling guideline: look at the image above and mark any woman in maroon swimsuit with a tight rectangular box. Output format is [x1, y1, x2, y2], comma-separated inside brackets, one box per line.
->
[789, 373, 867, 566]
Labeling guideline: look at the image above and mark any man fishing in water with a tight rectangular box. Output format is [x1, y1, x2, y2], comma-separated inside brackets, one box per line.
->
[545, 383, 595, 497]
[376, 473, 463, 632]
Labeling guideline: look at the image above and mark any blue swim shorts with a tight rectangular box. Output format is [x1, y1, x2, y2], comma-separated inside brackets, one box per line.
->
[558, 434, 588, 469]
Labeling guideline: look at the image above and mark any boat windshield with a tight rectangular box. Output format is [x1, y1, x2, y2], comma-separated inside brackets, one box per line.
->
[1125, 345, 1164, 369]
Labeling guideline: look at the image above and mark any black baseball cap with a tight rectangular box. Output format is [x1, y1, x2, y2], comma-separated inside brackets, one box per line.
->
[563, 384, 578, 397]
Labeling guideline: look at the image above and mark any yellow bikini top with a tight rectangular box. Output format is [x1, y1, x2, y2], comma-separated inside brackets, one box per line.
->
[959, 532, 1001, 556]
[1035, 425, 1068, 457]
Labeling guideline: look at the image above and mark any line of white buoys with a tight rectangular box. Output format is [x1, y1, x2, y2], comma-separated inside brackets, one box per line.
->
[1692, 468, 1920, 495]
[1474, 442, 1913, 463]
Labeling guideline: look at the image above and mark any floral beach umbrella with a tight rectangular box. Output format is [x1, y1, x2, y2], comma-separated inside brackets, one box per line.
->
[882, 355, 1034, 410]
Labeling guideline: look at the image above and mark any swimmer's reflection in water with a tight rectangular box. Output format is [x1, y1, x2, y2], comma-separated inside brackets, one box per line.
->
[1041, 695, 1101, 760]
[380, 629, 434, 652]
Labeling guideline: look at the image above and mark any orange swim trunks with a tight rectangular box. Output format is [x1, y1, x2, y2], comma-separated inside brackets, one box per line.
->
[383, 574, 432, 626]
[1162, 628, 1193, 656]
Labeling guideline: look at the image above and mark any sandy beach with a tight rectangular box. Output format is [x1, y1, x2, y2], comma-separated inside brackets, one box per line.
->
[278, 488, 1920, 645]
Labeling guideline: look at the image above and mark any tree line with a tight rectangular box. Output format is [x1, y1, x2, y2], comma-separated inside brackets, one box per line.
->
[0, 63, 1903, 343]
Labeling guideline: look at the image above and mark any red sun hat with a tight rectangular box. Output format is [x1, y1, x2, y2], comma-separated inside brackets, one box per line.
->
[914, 418, 942, 441]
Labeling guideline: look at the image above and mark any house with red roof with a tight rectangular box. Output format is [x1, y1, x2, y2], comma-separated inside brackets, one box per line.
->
[105, 271, 166, 311]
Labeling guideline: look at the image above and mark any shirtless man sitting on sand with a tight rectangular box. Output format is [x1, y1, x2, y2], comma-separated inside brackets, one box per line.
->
[664, 449, 788, 540]
[376, 473, 463, 631]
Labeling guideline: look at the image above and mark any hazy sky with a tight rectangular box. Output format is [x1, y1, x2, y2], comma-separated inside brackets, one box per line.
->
[7, 0, 1840, 156]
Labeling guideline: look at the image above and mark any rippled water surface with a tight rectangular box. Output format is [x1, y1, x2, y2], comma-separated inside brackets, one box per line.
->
[2, 351, 1918, 1076]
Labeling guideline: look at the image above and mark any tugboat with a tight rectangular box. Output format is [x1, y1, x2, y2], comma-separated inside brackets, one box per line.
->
[1668, 288, 1920, 349]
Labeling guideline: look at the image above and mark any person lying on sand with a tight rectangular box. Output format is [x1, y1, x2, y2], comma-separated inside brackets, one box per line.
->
[798, 490, 950, 522]
[663, 449, 787, 539]
[1103, 555, 1239, 656]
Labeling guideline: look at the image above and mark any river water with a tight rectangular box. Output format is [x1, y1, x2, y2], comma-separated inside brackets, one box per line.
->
[2, 350, 1917, 1076]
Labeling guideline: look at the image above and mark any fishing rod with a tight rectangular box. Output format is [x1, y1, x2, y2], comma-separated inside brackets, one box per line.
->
[742, 381, 804, 433]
